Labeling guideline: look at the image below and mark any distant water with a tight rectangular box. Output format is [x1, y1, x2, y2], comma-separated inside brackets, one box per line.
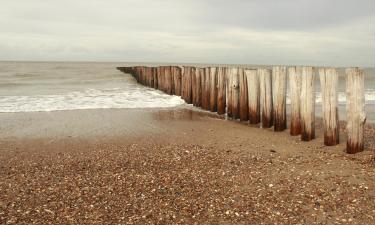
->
[0, 62, 374, 120]
[0, 62, 185, 112]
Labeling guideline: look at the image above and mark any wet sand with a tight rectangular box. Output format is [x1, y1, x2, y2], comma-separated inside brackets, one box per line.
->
[0, 107, 375, 224]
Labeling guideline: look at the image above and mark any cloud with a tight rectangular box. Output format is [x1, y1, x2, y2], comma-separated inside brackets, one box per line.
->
[0, 0, 374, 66]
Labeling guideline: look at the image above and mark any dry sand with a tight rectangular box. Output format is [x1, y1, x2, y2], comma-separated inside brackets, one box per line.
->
[0, 107, 375, 224]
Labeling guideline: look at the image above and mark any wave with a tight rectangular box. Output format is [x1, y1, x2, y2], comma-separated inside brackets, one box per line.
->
[285, 89, 375, 105]
[0, 88, 185, 113]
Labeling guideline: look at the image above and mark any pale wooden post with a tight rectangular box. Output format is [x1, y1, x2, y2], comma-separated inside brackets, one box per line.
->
[239, 68, 249, 121]
[346, 68, 366, 154]
[245, 69, 260, 124]
[288, 66, 302, 135]
[300, 66, 315, 141]
[217, 67, 227, 115]
[226, 68, 233, 117]
[319, 67, 340, 146]
[272, 66, 287, 131]
[232, 68, 240, 119]
[259, 68, 273, 128]
[209, 67, 218, 112]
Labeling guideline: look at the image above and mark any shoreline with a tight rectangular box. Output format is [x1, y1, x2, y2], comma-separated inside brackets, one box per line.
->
[1, 107, 375, 224]
[1, 106, 374, 149]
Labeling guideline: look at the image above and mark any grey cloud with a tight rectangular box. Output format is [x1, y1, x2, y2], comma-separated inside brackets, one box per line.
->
[0, 0, 374, 66]
[196, 0, 375, 30]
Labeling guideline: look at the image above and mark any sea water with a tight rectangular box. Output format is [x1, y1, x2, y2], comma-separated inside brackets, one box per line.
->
[0, 61, 374, 120]
[0, 61, 185, 112]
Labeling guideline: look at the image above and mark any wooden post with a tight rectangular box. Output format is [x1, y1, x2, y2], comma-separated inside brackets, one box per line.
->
[158, 66, 164, 92]
[272, 66, 287, 131]
[288, 66, 302, 135]
[166, 66, 173, 94]
[245, 69, 260, 124]
[182, 66, 193, 104]
[156, 67, 162, 91]
[319, 67, 340, 146]
[259, 68, 273, 128]
[209, 67, 218, 112]
[227, 67, 240, 119]
[201, 68, 211, 110]
[300, 66, 315, 141]
[152, 67, 158, 89]
[346, 68, 366, 154]
[148, 67, 154, 87]
[194, 67, 202, 107]
[199, 68, 207, 109]
[172, 66, 182, 96]
[217, 67, 227, 115]
[191, 67, 200, 107]
[239, 68, 249, 121]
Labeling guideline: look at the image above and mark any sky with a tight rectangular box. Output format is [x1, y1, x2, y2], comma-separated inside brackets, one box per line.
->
[1, 0, 375, 66]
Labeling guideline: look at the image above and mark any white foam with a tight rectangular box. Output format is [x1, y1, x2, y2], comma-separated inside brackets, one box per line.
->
[0, 87, 185, 113]
[286, 89, 375, 105]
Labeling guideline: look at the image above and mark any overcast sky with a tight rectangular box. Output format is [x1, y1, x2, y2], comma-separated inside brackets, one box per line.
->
[1, 0, 375, 66]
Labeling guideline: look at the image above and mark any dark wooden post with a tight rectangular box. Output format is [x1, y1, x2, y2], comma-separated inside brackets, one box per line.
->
[172, 66, 182, 96]
[192, 67, 202, 107]
[181, 66, 193, 104]
[201, 68, 211, 110]
[217, 67, 227, 115]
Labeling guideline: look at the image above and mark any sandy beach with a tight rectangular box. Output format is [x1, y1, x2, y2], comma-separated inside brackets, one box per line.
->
[0, 107, 374, 224]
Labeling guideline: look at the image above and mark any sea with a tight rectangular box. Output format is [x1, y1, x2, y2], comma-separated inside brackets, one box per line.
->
[0, 61, 374, 121]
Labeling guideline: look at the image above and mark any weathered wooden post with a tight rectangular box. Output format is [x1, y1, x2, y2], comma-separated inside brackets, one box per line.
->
[199, 68, 206, 109]
[191, 67, 201, 107]
[272, 66, 287, 131]
[245, 69, 260, 124]
[148, 67, 154, 87]
[209, 67, 218, 112]
[300, 66, 315, 141]
[239, 68, 249, 121]
[259, 68, 273, 128]
[201, 68, 211, 110]
[158, 66, 164, 92]
[217, 67, 227, 115]
[139, 67, 143, 84]
[152, 67, 158, 89]
[346, 68, 366, 154]
[172, 66, 182, 96]
[181, 66, 193, 104]
[319, 67, 340, 146]
[156, 67, 162, 91]
[227, 67, 240, 119]
[288, 66, 302, 135]
[166, 66, 174, 95]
